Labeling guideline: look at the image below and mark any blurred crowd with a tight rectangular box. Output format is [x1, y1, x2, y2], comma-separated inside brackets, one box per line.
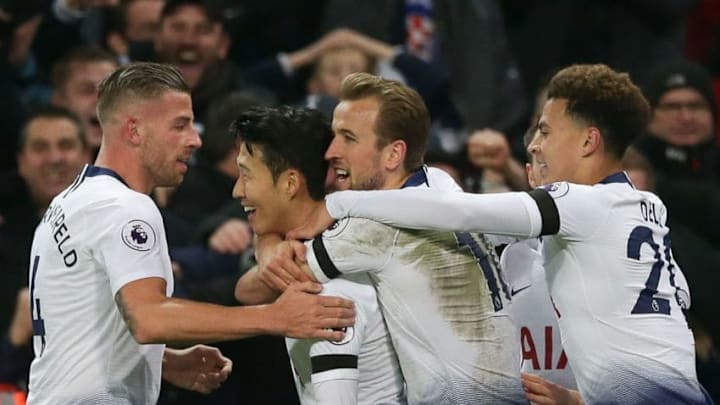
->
[1, 0, 719, 403]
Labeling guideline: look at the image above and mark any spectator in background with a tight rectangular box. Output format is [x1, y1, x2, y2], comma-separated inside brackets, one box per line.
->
[104, 0, 164, 64]
[0, 0, 44, 169]
[0, 106, 90, 393]
[50, 46, 118, 154]
[635, 61, 720, 248]
[152, 0, 279, 127]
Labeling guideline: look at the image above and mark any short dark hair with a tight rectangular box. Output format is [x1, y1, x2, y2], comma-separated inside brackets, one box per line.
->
[199, 91, 274, 164]
[96, 62, 189, 124]
[18, 105, 87, 152]
[52, 46, 118, 89]
[161, 0, 227, 30]
[231, 106, 333, 201]
[547, 64, 650, 159]
[339, 72, 430, 171]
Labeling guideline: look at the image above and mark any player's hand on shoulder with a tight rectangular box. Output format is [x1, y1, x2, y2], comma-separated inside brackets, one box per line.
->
[272, 281, 355, 341]
[521, 372, 584, 405]
[258, 240, 311, 291]
[162, 344, 233, 394]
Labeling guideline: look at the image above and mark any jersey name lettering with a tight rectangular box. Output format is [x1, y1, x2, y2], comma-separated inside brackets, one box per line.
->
[42, 204, 77, 267]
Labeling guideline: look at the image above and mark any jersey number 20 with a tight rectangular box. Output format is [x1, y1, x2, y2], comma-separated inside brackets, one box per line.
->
[627, 226, 681, 315]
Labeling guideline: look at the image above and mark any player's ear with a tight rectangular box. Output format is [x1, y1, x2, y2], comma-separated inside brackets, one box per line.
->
[283, 169, 301, 198]
[384, 140, 407, 171]
[581, 127, 601, 157]
[525, 163, 536, 189]
[123, 118, 142, 146]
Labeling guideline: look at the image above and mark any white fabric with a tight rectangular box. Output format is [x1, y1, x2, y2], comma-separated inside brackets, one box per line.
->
[286, 275, 405, 405]
[326, 188, 542, 238]
[501, 238, 577, 390]
[328, 175, 706, 403]
[27, 165, 173, 405]
[306, 168, 526, 405]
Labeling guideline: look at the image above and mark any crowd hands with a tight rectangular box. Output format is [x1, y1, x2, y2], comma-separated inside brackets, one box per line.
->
[1, 0, 719, 403]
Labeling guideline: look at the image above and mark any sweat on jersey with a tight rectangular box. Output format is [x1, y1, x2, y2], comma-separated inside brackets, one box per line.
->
[27, 165, 173, 405]
[325, 171, 711, 405]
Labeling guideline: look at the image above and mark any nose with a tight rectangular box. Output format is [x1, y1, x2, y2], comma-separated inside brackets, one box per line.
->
[232, 177, 245, 200]
[527, 137, 540, 157]
[189, 126, 202, 150]
[48, 146, 66, 164]
[324, 136, 342, 160]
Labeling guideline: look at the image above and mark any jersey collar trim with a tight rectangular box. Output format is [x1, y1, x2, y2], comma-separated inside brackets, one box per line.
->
[85, 164, 129, 187]
[402, 167, 429, 188]
[599, 171, 632, 186]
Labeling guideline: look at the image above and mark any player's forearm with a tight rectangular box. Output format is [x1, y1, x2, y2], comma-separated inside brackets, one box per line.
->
[120, 296, 282, 344]
[326, 188, 544, 237]
[235, 267, 280, 304]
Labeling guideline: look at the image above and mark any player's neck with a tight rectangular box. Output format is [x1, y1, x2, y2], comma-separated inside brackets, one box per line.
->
[574, 157, 624, 185]
[94, 144, 153, 194]
[382, 170, 413, 190]
[285, 198, 325, 233]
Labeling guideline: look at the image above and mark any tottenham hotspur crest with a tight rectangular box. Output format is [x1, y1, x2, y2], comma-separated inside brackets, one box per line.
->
[329, 326, 354, 345]
[121, 220, 156, 251]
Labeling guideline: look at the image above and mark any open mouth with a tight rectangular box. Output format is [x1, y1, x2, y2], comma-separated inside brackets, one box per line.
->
[335, 168, 349, 182]
[243, 205, 256, 220]
[177, 49, 200, 65]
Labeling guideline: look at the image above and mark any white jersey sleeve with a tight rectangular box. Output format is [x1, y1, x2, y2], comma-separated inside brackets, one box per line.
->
[304, 218, 397, 283]
[86, 192, 172, 296]
[325, 188, 548, 238]
[286, 276, 405, 405]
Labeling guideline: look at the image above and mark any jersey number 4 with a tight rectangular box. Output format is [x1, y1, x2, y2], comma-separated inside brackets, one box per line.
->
[627, 226, 681, 315]
[30, 255, 47, 356]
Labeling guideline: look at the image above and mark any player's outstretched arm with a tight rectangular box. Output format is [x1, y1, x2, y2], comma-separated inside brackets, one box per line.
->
[115, 278, 355, 343]
[162, 345, 232, 394]
[318, 188, 547, 237]
[521, 372, 584, 405]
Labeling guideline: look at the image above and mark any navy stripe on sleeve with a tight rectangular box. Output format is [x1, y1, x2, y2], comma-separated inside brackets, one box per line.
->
[312, 237, 341, 279]
[527, 189, 560, 235]
[311, 354, 358, 374]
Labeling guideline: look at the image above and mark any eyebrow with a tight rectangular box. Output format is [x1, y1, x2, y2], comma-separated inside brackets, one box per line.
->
[335, 128, 356, 137]
[173, 116, 192, 125]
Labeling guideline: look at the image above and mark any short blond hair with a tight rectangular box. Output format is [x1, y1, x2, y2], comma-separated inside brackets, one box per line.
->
[96, 62, 189, 124]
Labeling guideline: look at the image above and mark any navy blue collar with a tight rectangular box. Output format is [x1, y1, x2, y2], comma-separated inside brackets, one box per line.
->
[85, 164, 129, 187]
[599, 171, 632, 186]
[402, 168, 428, 188]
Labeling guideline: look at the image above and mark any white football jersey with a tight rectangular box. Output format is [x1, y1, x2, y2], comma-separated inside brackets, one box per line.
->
[286, 274, 406, 405]
[539, 174, 702, 404]
[27, 165, 173, 405]
[325, 171, 709, 404]
[305, 168, 526, 405]
[501, 238, 577, 390]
